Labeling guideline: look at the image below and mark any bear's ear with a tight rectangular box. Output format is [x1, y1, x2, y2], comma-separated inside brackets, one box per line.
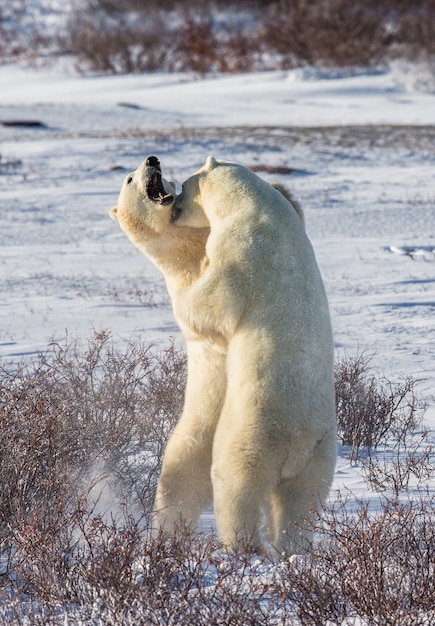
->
[205, 155, 218, 171]
[109, 206, 118, 221]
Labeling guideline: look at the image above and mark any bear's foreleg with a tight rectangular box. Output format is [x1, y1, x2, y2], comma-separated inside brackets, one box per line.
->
[173, 267, 245, 345]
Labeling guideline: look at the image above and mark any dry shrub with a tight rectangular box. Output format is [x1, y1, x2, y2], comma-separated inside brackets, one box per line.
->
[262, 0, 390, 68]
[1, 511, 282, 625]
[335, 353, 423, 459]
[174, 9, 260, 74]
[0, 331, 186, 566]
[3, 0, 435, 72]
[283, 491, 435, 626]
[335, 352, 433, 501]
[173, 10, 220, 74]
[60, 4, 171, 73]
[361, 431, 434, 495]
[389, 0, 435, 61]
[0, 1, 60, 62]
[0, 330, 187, 620]
[2, 490, 434, 624]
[61, 2, 262, 75]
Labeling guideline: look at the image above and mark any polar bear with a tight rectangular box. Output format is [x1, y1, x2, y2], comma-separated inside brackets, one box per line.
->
[110, 155, 331, 554]
[110, 155, 228, 529]
[155, 156, 336, 554]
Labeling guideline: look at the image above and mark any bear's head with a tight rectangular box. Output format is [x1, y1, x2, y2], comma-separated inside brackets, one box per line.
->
[110, 156, 176, 237]
[110, 156, 210, 291]
[171, 155, 305, 227]
[170, 156, 222, 228]
[170, 155, 278, 226]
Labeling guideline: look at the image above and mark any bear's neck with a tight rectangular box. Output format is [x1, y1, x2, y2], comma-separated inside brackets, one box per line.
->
[149, 226, 209, 296]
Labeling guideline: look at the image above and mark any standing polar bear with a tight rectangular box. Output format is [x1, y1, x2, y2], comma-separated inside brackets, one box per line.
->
[159, 156, 336, 554]
[110, 155, 336, 555]
[110, 155, 227, 533]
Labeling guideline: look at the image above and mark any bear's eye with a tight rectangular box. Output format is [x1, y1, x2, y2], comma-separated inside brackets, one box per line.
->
[127, 176, 133, 184]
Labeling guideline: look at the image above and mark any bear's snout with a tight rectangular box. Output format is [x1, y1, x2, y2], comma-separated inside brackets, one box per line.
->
[146, 156, 160, 169]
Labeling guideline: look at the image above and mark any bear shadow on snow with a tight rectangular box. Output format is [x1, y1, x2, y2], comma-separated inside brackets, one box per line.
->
[110, 155, 336, 556]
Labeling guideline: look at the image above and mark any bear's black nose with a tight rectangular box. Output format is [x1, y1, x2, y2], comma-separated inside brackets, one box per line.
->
[146, 156, 160, 168]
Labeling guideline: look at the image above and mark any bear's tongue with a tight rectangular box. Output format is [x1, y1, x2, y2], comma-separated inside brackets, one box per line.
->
[147, 171, 172, 205]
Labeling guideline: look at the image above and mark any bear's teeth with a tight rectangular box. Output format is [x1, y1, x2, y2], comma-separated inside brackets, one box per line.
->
[147, 171, 164, 201]
[159, 193, 173, 205]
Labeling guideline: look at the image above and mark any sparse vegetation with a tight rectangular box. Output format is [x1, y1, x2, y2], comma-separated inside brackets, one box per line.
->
[335, 352, 424, 459]
[0, 337, 433, 624]
[0, 331, 185, 529]
[287, 491, 435, 626]
[335, 352, 434, 493]
[2, 0, 435, 78]
[0, 154, 23, 175]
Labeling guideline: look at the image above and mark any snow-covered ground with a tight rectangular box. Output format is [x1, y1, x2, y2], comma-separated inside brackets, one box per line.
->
[1, 63, 434, 518]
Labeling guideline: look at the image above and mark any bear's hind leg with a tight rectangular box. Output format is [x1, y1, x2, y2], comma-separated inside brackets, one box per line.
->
[154, 434, 214, 533]
[212, 464, 265, 552]
[153, 342, 226, 536]
[269, 430, 336, 556]
[268, 477, 315, 556]
[211, 436, 274, 552]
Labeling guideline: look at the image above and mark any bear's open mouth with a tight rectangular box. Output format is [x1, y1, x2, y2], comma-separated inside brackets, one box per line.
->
[146, 171, 173, 205]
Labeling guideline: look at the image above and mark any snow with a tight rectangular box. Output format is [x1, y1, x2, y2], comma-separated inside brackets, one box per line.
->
[1, 64, 435, 128]
[1, 63, 434, 528]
